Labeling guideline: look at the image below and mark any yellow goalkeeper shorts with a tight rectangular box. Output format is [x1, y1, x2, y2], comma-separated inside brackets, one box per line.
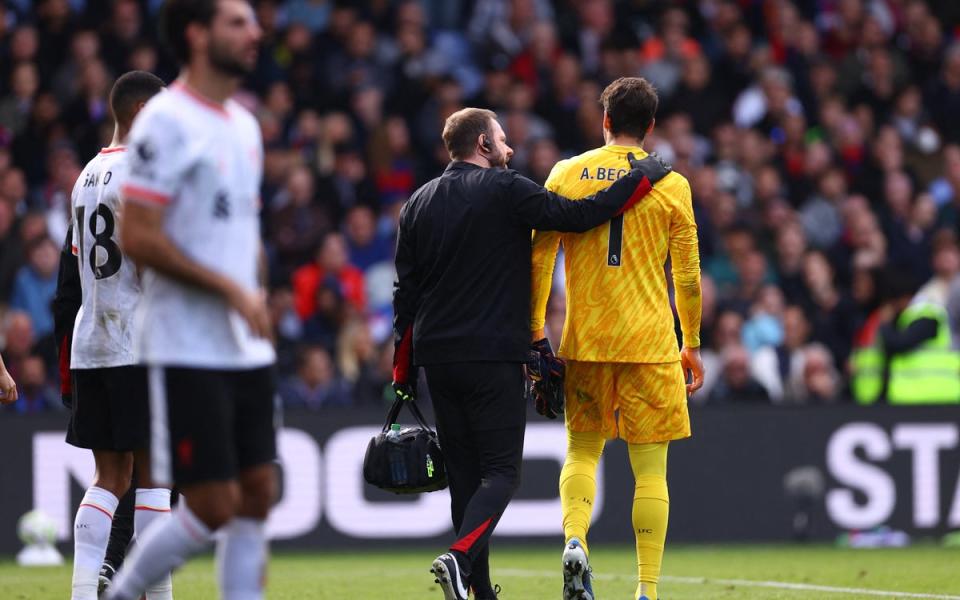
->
[564, 361, 691, 444]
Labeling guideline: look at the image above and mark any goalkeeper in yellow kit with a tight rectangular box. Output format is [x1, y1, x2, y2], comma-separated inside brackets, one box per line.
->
[530, 77, 704, 600]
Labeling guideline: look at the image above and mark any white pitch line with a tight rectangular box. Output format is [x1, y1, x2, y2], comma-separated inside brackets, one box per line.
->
[495, 568, 960, 599]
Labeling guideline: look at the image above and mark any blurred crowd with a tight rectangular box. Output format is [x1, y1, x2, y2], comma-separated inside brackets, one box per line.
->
[1, 0, 960, 413]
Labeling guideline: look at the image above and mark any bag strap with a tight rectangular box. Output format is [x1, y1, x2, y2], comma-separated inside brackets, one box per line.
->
[381, 397, 405, 432]
[404, 398, 434, 431]
[380, 396, 435, 434]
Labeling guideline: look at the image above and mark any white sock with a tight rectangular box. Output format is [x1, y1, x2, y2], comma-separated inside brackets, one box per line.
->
[107, 503, 212, 600]
[216, 518, 268, 600]
[72, 487, 120, 600]
[134, 488, 174, 600]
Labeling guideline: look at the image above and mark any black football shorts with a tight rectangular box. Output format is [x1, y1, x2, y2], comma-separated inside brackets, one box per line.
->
[147, 365, 278, 486]
[67, 365, 149, 452]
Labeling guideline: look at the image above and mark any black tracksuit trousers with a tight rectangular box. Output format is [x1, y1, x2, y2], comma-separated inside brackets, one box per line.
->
[424, 361, 526, 596]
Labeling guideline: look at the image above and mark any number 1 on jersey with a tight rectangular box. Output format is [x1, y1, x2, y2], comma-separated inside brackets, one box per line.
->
[607, 215, 623, 267]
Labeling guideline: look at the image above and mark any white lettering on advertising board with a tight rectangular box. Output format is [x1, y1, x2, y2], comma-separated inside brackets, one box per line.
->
[826, 422, 960, 530]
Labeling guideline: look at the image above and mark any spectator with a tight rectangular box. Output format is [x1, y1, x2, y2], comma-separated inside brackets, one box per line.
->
[705, 224, 754, 297]
[1, 27, 40, 85]
[509, 20, 560, 91]
[3, 355, 58, 413]
[802, 250, 859, 367]
[390, 24, 440, 118]
[368, 115, 419, 200]
[300, 275, 344, 348]
[336, 319, 387, 405]
[882, 170, 932, 276]
[0, 200, 24, 299]
[568, 0, 615, 76]
[10, 235, 58, 339]
[292, 232, 366, 320]
[794, 344, 843, 405]
[916, 232, 960, 308]
[323, 20, 392, 97]
[733, 67, 803, 132]
[751, 304, 812, 403]
[99, 0, 145, 76]
[800, 168, 845, 250]
[712, 22, 752, 106]
[774, 222, 808, 305]
[269, 287, 303, 375]
[728, 250, 771, 315]
[0, 311, 34, 383]
[742, 285, 785, 353]
[315, 143, 379, 223]
[0, 62, 39, 138]
[343, 205, 392, 270]
[695, 309, 744, 403]
[932, 145, 960, 227]
[270, 165, 331, 273]
[891, 85, 937, 154]
[51, 30, 101, 104]
[535, 53, 583, 152]
[640, 7, 699, 98]
[927, 42, 960, 145]
[61, 59, 112, 161]
[707, 344, 771, 404]
[279, 346, 353, 409]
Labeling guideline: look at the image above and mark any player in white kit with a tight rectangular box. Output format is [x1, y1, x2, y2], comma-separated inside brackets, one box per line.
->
[64, 70, 170, 600]
[106, 2, 276, 599]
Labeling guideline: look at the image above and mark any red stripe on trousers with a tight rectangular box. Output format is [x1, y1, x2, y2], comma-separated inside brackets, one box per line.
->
[450, 517, 494, 554]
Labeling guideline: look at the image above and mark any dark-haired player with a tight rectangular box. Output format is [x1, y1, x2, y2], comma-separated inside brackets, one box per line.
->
[530, 77, 704, 600]
[106, 2, 276, 599]
[65, 70, 168, 600]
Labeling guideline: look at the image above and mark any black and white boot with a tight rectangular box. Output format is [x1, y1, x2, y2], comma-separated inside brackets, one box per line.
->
[431, 552, 470, 600]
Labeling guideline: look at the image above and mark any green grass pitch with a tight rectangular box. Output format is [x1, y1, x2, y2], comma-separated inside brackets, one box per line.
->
[3, 544, 960, 599]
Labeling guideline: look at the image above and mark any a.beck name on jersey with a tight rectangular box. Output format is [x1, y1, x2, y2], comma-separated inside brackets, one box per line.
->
[579, 166, 629, 181]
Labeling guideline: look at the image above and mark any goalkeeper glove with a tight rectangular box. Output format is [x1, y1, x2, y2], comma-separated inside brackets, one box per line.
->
[527, 338, 565, 419]
[627, 151, 672, 183]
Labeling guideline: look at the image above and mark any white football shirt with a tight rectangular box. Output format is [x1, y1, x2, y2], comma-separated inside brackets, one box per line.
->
[70, 147, 140, 369]
[123, 82, 275, 369]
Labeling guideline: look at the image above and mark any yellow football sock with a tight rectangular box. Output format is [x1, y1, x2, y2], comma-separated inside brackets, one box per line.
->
[559, 430, 605, 555]
[629, 441, 669, 600]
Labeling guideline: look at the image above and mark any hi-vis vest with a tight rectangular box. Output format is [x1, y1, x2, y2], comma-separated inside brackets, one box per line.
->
[853, 303, 960, 405]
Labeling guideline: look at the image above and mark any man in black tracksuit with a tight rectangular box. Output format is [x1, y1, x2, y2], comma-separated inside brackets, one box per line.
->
[391, 107, 670, 600]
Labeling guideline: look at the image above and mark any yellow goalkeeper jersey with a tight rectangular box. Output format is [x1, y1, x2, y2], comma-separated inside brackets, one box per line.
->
[531, 144, 701, 363]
